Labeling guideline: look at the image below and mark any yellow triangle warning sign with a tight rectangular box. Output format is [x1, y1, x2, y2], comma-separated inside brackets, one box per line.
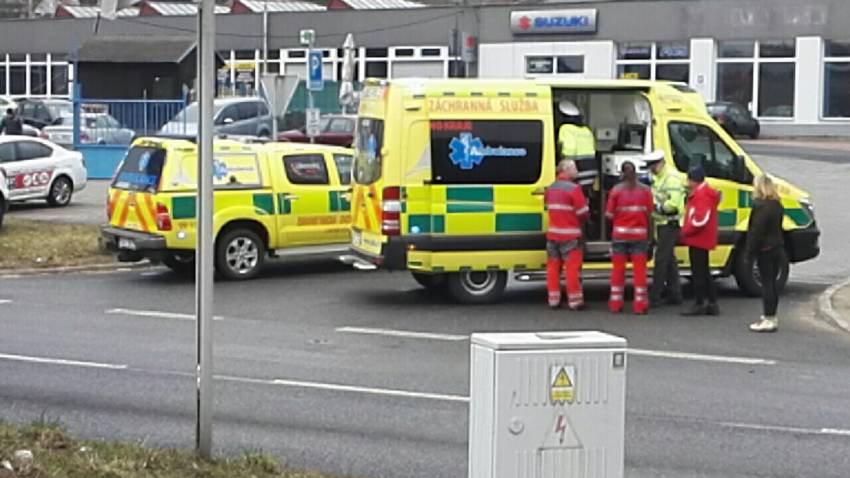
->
[553, 368, 572, 388]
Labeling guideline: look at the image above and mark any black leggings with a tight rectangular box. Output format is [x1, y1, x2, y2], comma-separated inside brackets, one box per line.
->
[757, 248, 784, 317]
[689, 248, 717, 305]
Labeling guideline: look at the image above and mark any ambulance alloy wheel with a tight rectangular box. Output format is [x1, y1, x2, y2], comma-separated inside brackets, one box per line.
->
[734, 247, 789, 297]
[411, 272, 447, 290]
[447, 270, 507, 304]
[216, 228, 265, 280]
[47, 176, 73, 207]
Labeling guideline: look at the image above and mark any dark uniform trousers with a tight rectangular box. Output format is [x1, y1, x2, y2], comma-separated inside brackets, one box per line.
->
[650, 223, 682, 302]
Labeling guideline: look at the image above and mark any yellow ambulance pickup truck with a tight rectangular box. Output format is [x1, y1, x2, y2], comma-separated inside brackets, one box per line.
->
[344, 78, 820, 303]
[101, 137, 354, 280]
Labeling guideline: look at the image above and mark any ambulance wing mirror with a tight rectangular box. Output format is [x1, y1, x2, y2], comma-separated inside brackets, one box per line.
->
[735, 154, 753, 184]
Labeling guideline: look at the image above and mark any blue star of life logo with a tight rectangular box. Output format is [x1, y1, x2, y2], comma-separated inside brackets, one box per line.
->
[213, 159, 229, 180]
[449, 132, 484, 170]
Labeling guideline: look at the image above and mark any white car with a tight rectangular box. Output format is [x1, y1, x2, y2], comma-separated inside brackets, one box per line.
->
[0, 136, 87, 207]
[0, 167, 8, 227]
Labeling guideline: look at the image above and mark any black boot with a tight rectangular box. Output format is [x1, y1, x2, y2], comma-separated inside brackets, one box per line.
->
[680, 303, 707, 316]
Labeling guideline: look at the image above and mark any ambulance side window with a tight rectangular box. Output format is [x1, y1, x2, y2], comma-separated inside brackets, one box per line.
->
[283, 154, 329, 185]
[430, 120, 543, 184]
[332, 154, 353, 185]
[668, 122, 746, 183]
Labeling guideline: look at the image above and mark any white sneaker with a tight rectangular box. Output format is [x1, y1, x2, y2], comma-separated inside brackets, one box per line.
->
[749, 316, 778, 333]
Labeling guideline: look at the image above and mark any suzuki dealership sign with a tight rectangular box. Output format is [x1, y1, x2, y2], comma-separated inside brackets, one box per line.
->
[510, 9, 598, 35]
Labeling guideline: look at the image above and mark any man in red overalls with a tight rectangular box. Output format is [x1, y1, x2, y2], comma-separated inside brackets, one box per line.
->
[545, 160, 589, 310]
[606, 162, 654, 314]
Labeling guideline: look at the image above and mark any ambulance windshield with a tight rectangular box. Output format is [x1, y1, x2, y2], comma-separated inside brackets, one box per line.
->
[112, 146, 166, 193]
[354, 118, 383, 185]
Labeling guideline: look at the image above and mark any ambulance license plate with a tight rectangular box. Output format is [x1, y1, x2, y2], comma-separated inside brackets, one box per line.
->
[118, 238, 137, 250]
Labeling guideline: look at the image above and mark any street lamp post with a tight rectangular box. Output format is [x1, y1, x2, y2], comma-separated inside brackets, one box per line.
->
[195, 0, 215, 460]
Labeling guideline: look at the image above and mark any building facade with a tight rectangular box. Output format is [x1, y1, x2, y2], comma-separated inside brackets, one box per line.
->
[0, 0, 848, 136]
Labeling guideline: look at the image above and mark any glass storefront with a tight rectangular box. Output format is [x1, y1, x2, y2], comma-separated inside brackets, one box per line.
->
[758, 63, 795, 117]
[616, 41, 689, 81]
[716, 63, 753, 107]
[715, 40, 795, 118]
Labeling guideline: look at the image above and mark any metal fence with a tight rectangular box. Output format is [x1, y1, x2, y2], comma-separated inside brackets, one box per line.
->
[71, 86, 186, 179]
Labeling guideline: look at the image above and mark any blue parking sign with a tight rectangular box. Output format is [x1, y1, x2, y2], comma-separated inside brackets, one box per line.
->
[308, 50, 323, 91]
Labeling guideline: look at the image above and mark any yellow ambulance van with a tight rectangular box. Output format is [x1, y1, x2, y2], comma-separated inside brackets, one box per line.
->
[345, 78, 820, 303]
[102, 137, 354, 279]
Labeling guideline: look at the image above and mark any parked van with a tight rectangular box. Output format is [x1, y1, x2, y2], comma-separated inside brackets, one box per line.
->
[102, 137, 353, 279]
[345, 78, 820, 303]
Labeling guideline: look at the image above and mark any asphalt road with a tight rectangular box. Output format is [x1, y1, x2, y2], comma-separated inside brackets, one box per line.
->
[1, 141, 849, 478]
[8, 179, 108, 225]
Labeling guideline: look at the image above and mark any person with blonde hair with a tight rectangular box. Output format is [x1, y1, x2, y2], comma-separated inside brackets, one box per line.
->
[746, 175, 785, 332]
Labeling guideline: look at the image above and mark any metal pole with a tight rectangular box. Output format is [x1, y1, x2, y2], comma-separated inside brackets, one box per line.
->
[262, 0, 269, 75]
[195, 0, 215, 460]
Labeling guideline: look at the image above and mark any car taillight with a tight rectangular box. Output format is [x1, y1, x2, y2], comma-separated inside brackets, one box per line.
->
[156, 202, 172, 231]
[106, 194, 114, 219]
[381, 186, 401, 236]
[80, 132, 90, 142]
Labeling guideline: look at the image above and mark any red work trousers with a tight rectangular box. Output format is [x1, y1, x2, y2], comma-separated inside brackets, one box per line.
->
[546, 249, 584, 309]
[609, 247, 649, 314]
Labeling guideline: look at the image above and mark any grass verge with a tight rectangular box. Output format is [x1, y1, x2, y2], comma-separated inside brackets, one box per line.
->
[0, 420, 341, 478]
[0, 218, 113, 270]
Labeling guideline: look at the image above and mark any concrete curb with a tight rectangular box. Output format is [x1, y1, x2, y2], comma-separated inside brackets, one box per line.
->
[816, 277, 850, 334]
[0, 260, 153, 278]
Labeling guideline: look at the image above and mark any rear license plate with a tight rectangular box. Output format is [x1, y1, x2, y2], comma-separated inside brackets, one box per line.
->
[118, 238, 137, 250]
[352, 230, 362, 247]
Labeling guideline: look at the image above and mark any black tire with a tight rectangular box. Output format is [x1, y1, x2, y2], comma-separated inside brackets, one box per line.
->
[215, 228, 265, 280]
[733, 247, 789, 297]
[411, 271, 447, 290]
[446, 270, 507, 304]
[258, 130, 271, 139]
[161, 253, 195, 277]
[749, 124, 760, 140]
[46, 176, 73, 207]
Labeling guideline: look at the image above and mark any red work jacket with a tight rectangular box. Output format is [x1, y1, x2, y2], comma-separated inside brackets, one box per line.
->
[605, 182, 653, 241]
[544, 175, 588, 241]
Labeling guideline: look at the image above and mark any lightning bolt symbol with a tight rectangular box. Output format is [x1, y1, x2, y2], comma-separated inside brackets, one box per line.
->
[555, 415, 567, 445]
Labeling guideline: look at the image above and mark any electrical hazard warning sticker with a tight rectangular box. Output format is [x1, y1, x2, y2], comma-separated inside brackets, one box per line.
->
[550, 365, 576, 404]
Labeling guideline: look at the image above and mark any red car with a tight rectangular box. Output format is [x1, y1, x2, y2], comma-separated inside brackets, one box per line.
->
[277, 114, 355, 147]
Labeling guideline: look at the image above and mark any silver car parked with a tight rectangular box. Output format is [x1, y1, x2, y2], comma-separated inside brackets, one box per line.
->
[41, 113, 135, 147]
[159, 97, 273, 138]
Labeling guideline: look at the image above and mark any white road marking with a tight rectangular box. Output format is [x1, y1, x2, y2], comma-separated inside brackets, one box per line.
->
[0, 352, 127, 370]
[336, 326, 468, 341]
[628, 348, 776, 366]
[0, 299, 11, 305]
[106, 308, 225, 321]
[217, 374, 469, 402]
[336, 327, 775, 365]
[140, 271, 164, 277]
[719, 421, 850, 437]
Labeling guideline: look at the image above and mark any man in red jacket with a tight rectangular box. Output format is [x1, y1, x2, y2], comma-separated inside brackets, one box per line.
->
[605, 162, 654, 314]
[680, 164, 721, 316]
[545, 160, 589, 309]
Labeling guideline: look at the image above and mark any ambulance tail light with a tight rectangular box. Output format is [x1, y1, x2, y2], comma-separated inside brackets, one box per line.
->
[155, 202, 173, 231]
[106, 195, 114, 220]
[381, 186, 401, 236]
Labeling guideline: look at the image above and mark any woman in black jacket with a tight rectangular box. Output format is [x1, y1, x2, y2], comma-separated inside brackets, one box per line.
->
[746, 175, 785, 332]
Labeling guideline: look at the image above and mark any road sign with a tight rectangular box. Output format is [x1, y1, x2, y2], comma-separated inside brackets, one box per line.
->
[299, 29, 315, 46]
[306, 108, 321, 138]
[308, 50, 324, 92]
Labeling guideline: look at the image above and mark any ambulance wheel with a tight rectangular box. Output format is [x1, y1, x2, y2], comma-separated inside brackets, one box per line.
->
[216, 228, 265, 280]
[411, 272, 447, 290]
[162, 253, 195, 277]
[447, 270, 507, 304]
[47, 176, 73, 207]
[734, 247, 789, 297]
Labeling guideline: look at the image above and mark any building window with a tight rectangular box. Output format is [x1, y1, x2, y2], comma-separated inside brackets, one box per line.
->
[526, 55, 584, 76]
[616, 42, 689, 81]
[365, 61, 388, 78]
[366, 48, 388, 58]
[52, 64, 69, 95]
[394, 48, 414, 57]
[9, 66, 26, 95]
[235, 50, 256, 59]
[0, 66, 6, 96]
[824, 40, 850, 118]
[31, 65, 48, 95]
[758, 63, 795, 117]
[556, 56, 584, 74]
[421, 48, 442, 57]
[715, 40, 796, 119]
[288, 50, 306, 59]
